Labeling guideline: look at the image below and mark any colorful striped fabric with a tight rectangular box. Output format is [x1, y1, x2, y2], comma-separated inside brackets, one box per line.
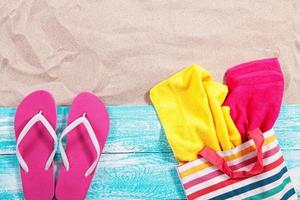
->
[177, 129, 297, 200]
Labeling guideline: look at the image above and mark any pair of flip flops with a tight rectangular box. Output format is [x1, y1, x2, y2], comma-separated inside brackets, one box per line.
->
[14, 90, 110, 200]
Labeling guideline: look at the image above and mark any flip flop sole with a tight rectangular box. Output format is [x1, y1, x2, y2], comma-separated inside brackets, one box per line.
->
[55, 92, 110, 200]
[14, 90, 57, 200]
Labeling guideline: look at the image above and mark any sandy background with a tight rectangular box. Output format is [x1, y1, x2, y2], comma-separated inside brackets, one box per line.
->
[0, 0, 299, 106]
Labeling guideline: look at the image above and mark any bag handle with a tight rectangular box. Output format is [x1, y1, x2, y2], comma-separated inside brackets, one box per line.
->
[198, 128, 264, 179]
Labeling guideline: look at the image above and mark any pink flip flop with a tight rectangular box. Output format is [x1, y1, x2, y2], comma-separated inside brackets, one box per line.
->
[14, 90, 57, 200]
[55, 92, 110, 200]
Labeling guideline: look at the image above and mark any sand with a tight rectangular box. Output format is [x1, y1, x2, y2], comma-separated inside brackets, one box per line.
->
[0, 0, 299, 106]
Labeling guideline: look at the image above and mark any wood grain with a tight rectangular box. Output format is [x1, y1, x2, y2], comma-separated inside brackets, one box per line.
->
[1, 105, 300, 154]
[0, 151, 299, 199]
[0, 153, 185, 199]
[0, 105, 299, 199]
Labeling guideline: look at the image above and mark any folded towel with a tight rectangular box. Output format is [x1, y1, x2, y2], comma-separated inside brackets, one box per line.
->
[224, 58, 284, 141]
[150, 65, 242, 162]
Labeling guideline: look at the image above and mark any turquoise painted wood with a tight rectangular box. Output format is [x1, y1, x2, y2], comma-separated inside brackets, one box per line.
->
[0, 106, 170, 154]
[0, 153, 184, 199]
[0, 105, 299, 199]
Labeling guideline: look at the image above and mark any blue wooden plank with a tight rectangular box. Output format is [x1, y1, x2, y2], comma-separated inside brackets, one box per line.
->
[0, 106, 170, 154]
[0, 105, 300, 154]
[0, 153, 185, 200]
[273, 105, 300, 150]
[0, 105, 299, 198]
[0, 151, 299, 199]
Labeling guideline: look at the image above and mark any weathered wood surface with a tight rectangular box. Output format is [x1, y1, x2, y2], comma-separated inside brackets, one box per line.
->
[0, 105, 299, 199]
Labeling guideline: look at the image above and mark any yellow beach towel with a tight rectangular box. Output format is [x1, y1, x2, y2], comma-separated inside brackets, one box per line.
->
[150, 64, 242, 162]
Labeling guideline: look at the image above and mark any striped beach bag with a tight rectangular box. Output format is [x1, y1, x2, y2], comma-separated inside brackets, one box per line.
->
[177, 129, 297, 200]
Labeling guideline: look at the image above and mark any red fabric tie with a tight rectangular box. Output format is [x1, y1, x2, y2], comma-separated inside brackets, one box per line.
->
[199, 128, 264, 179]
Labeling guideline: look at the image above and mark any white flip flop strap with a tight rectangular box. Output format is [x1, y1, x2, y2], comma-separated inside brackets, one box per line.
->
[16, 111, 57, 173]
[59, 114, 101, 177]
